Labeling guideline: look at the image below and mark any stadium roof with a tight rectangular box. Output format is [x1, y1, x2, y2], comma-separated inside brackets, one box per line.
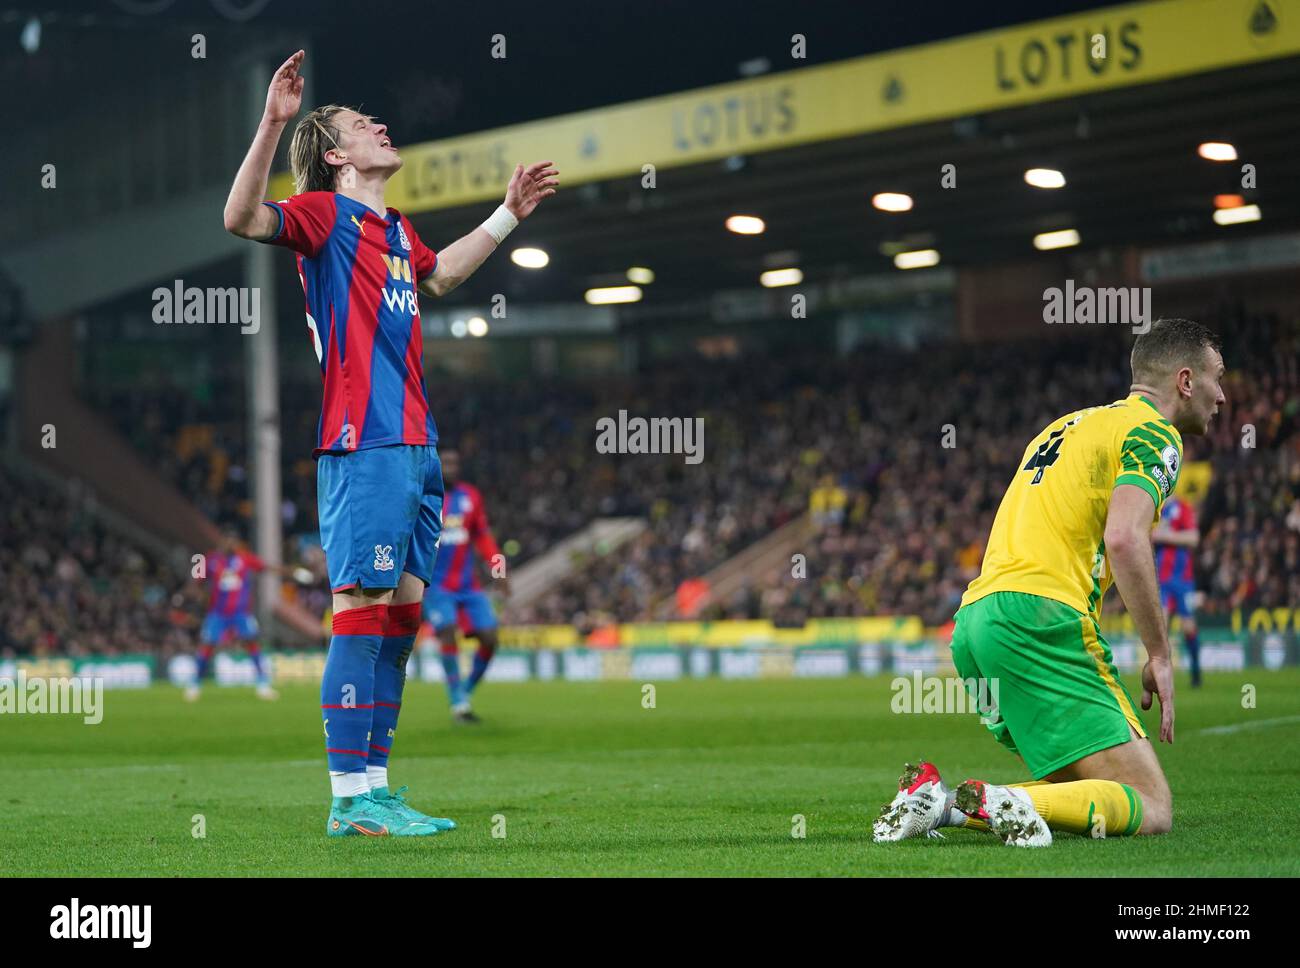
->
[399, 1, 1300, 308]
[411, 55, 1300, 309]
[11, 0, 1299, 317]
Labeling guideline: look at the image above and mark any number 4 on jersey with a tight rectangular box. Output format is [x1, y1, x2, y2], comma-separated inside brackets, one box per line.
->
[1023, 414, 1084, 484]
[1023, 430, 1064, 484]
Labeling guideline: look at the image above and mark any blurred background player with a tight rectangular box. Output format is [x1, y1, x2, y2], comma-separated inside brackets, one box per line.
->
[187, 524, 291, 701]
[424, 448, 509, 723]
[1154, 493, 1202, 687]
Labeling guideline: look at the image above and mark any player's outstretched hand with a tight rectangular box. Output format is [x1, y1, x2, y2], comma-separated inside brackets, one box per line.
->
[1141, 656, 1175, 744]
[505, 161, 560, 219]
[265, 50, 305, 125]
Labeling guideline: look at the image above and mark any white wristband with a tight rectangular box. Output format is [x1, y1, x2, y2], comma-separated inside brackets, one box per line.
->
[480, 204, 519, 245]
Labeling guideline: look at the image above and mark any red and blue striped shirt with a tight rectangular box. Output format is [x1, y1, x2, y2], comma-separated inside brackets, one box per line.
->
[261, 191, 438, 455]
[206, 550, 265, 617]
[432, 482, 501, 592]
[1155, 496, 1196, 584]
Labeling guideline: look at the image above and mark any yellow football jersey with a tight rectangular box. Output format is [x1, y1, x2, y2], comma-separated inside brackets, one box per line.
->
[961, 393, 1183, 620]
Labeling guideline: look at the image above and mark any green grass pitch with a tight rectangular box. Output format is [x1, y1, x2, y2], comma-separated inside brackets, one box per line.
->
[4, 670, 1298, 876]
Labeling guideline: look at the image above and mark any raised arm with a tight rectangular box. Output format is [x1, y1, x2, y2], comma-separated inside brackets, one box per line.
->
[223, 50, 305, 240]
[418, 160, 559, 297]
[246, 550, 316, 586]
[1152, 502, 1199, 549]
[1151, 522, 1198, 547]
[1104, 483, 1174, 743]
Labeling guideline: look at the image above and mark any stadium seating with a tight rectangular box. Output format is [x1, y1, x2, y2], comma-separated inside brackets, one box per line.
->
[34, 307, 1299, 655]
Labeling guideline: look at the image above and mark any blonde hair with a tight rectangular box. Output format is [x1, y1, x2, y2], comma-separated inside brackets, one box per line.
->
[288, 104, 355, 194]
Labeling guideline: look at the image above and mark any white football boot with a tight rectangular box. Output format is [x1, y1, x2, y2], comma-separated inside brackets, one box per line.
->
[872, 760, 950, 842]
[955, 779, 1052, 847]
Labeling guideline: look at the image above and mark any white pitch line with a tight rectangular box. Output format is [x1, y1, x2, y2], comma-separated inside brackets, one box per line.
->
[1197, 714, 1300, 736]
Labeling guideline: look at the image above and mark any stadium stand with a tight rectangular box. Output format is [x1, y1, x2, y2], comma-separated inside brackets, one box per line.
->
[0, 460, 199, 657]
[41, 303, 1299, 655]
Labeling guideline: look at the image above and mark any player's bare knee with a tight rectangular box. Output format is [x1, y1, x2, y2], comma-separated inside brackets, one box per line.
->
[1135, 790, 1173, 835]
[1138, 810, 1172, 836]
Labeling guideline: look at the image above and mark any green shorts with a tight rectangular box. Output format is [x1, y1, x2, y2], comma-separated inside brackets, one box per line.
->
[950, 591, 1146, 779]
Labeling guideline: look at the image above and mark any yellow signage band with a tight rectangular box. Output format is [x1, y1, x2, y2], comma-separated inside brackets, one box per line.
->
[268, 1, 1297, 213]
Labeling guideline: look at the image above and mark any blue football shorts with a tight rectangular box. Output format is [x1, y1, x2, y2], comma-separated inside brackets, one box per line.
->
[1160, 580, 1196, 619]
[200, 611, 259, 644]
[423, 587, 498, 633]
[317, 444, 444, 593]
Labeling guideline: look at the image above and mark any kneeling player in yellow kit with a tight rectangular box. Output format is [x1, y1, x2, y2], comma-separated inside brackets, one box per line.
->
[874, 318, 1225, 846]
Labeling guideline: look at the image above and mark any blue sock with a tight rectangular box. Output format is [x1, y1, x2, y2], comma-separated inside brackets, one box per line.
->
[322, 604, 386, 779]
[439, 643, 463, 705]
[247, 643, 268, 686]
[370, 603, 419, 775]
[1185, 630, 1201, 684]
[466, 643, 495, 693]
[194, 645, 214, 684]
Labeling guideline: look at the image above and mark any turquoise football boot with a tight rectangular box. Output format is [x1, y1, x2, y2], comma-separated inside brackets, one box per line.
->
[371, 785, 457, 831]
[327, 791, 396, 837]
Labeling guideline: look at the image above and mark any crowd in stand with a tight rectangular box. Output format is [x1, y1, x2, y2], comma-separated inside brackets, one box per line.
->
[728, 321, 1300, 627]
[9, 309, 1295, 656]
[0, 464, 204, 656]
[513, 314, 1300, 629]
